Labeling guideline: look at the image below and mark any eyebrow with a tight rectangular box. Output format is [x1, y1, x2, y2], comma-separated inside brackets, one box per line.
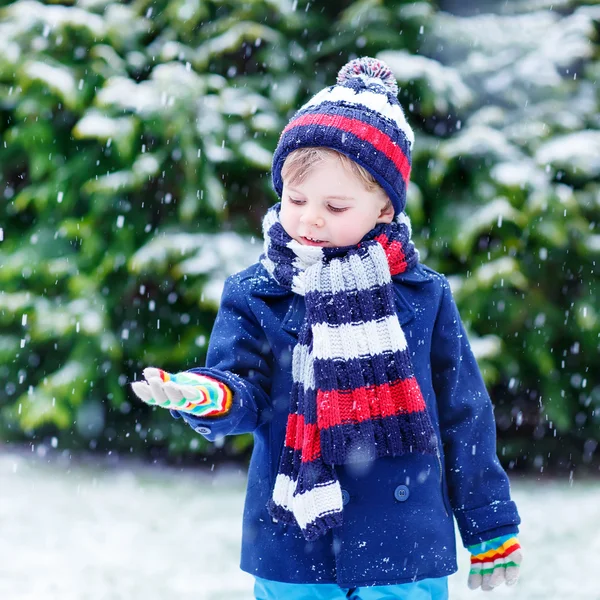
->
[324, 195, 355, 201]
[287, 188, 355, 202]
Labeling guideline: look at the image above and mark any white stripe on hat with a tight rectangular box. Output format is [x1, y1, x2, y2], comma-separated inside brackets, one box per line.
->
[301, 85, 414, 147]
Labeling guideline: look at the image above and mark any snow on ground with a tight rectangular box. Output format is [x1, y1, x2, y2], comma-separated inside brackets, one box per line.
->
[1, 450, 598, 600]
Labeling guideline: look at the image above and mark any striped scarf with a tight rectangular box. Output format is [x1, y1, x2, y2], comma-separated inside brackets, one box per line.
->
[261, 204, 436, 541]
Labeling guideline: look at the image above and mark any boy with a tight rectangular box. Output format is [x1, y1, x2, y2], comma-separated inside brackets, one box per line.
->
[131, 57, 522, 599]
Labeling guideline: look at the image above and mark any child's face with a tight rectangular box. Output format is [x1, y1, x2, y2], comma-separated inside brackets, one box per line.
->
[280, 154, 394, 248]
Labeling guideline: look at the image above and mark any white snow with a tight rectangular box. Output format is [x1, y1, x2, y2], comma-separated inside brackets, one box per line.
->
[469, 334, 502, 360]
[73, 111, 136, 142]
[0, 292, 31, 313]
[430, 7, 600, 106]
[96, 77, 159, 115]
[0, 36, 20, 66]
[238, 141, 273, 170]
[474, 257, 527, 290]
[536, 131, 600, 179]
[586, 235, 600, 253]
[4, 1, 106, 36]
[440, 126, 522, 163]
[23, 61, 78, 108]
[0, 451, 598, 599]
[379, 50, 474, 113]
[453, 197, 525, 257]
[490, 161, 548, 191]
[130, 232, 261, 307]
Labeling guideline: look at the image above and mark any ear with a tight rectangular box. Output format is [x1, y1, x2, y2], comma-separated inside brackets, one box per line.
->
[376, 199, 395, 224]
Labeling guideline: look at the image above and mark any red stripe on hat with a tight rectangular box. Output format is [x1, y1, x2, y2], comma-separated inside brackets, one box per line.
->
[316, 378, 426, 430]
[285, 413, 322, 463]
[375, 233, 408, 275]
[283, 113, 411, 184]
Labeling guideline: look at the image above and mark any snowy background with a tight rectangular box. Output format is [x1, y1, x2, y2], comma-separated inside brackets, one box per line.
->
[2, 449, 599, 600]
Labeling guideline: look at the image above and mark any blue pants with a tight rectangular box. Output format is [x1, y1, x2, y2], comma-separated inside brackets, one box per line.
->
[254, 576, 449, 599]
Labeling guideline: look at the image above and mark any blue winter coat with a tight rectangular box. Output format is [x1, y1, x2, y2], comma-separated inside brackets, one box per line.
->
[171, 261, 520, 587]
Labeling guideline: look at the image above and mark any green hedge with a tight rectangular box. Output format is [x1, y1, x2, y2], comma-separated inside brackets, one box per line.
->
[1, 0, 598, 471]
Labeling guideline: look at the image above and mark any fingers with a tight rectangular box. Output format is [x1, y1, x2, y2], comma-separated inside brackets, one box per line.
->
[130, 368, 216, 412]
[143, 366, 166, 381]
[481, 572, 494, 591]
[131, 375, 178, 409]
[468, 536, 522, 592]
[131, 368, 185, 409]
[131, 381, 155, 403]
[505, 565, 520, 586]
[489, 565, 505, 588]
[164, 381, 193, 408]
[179, 384, 205, 402]
[148, 377, 169, 405]
[163, 381, 184, 402]
[469, 563, 521, 591]
[471, 566, 507, 591]
[467, 572, 482, 590]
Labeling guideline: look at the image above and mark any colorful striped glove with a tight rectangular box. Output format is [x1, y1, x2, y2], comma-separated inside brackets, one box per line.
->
[467, 534, 522, 590]
[131, 367, 232, 417]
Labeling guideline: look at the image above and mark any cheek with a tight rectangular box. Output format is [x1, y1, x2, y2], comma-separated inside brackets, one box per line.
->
[330, 216, 364, 244]
[279, 203, 295, 232]
[337, 212, 378, 242]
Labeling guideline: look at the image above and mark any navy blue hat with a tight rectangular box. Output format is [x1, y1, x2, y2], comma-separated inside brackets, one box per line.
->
[271, 57, 414, 215]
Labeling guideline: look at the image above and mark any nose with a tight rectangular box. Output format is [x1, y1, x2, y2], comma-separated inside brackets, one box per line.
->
[299, 205, 325, 228]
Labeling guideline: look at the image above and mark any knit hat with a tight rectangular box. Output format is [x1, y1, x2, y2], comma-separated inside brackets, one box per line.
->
[271, 56, 415, 215]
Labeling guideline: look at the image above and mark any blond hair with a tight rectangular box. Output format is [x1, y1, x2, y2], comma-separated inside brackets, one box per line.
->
[281, 148, 392, 209]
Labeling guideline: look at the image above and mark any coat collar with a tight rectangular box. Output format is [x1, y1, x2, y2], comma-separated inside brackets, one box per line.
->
[250, 262, 433, 298]
[247, 262, 433, 335]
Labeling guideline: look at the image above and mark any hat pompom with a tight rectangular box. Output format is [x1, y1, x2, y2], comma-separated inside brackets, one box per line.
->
[337, 57, 398, 96]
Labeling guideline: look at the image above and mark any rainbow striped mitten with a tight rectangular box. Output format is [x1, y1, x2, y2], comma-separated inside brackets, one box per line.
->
[467, 534, 522, 590]
[131, 367, 232, 417]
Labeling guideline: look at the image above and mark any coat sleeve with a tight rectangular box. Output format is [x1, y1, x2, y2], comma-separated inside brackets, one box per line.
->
[431, 276, 521, 547]
[171, 273, 273, 442]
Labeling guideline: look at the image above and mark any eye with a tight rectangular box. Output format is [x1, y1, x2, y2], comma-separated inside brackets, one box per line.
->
[288, 197, 304, 205]
[328, 205, 348, 213]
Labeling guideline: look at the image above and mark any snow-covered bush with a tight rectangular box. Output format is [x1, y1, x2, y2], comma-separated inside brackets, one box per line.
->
[0, 0, 598, 469]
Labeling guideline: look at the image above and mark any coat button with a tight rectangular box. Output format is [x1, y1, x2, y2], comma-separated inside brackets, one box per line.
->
[341, 489, 350, 506]
[194, 425, 211, 435]
[394, 485, 410, 502]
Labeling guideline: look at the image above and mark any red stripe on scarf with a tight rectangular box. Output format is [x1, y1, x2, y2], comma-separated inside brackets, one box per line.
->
[285, 413, 322, 463]
[374, 233, 407, 275]
[316, 378, 426, 429]
[471, 542, 521, 564]
[283, 114, 411, 184]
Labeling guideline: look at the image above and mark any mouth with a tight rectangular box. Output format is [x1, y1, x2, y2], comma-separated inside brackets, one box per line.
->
[300, 236, 328, 246]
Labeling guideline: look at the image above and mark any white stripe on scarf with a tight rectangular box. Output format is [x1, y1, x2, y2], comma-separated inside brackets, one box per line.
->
[306, 244, 392, 295]
[272, 473, 343, 530]
[312, 316, 408, 361]
[291, 343, 315, 391]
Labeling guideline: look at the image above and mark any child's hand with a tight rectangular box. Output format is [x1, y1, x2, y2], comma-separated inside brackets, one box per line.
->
[130, 367, 232, 417]
[467, 534, 522, 591]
